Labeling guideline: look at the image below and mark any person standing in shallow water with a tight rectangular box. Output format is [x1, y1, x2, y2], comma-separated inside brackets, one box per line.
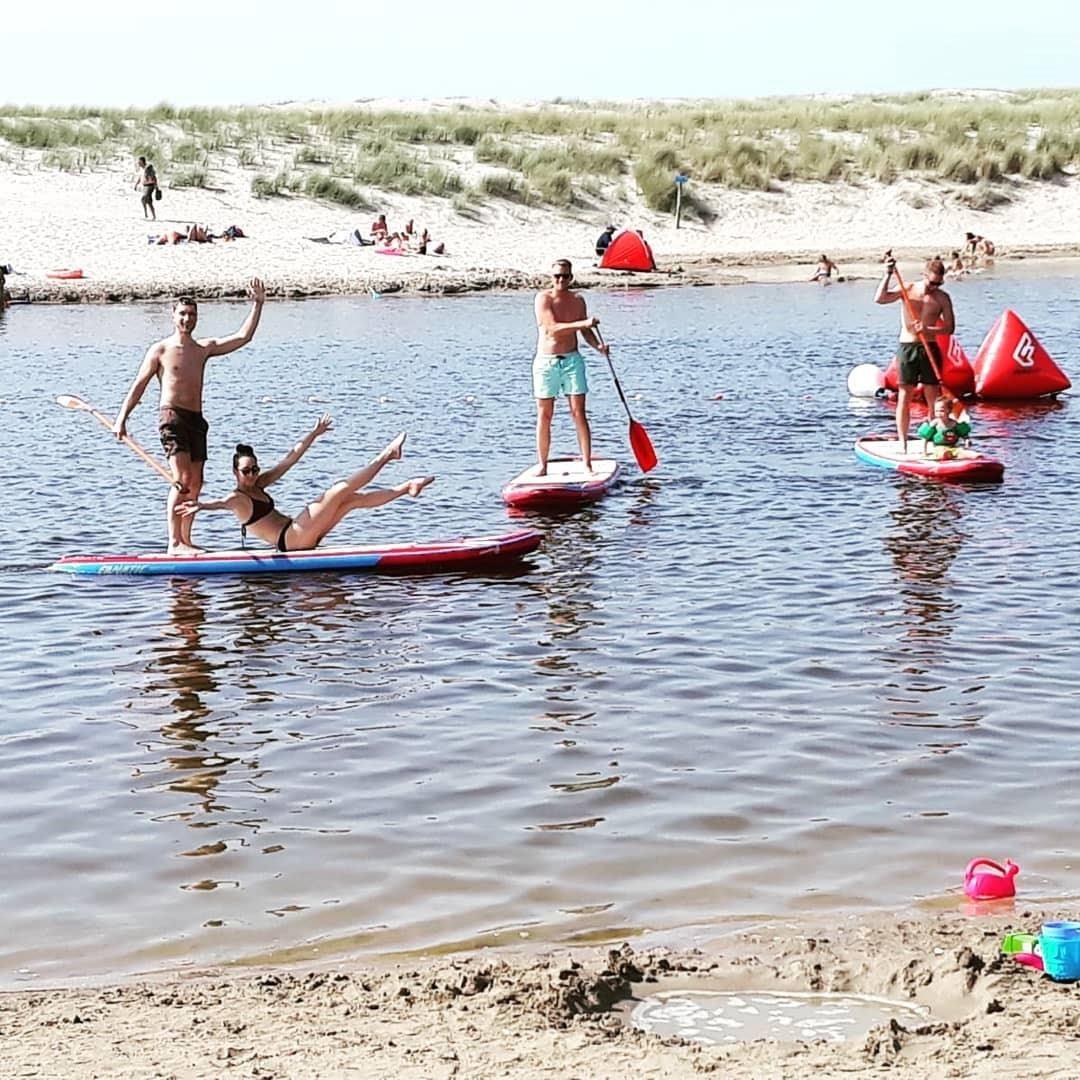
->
[113, 279, 266, 554]
[874, 255, 955, 454]
[532, 259, 609, 476]
[135, 156, 158, 221]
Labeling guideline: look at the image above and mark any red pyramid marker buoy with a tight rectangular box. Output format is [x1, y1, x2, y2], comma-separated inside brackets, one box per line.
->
[974, 310, 1071, 399]
[939, 334, 976, 397]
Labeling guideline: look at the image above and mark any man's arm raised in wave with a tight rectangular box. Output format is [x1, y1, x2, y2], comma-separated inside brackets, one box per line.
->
[203, 277, 266, 358]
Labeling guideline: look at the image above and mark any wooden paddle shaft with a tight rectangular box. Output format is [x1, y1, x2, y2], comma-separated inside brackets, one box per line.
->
[58, 395, 181, 488]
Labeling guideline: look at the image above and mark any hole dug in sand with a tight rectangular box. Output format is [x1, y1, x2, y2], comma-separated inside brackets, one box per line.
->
[603, 929, 1009, 1067]
[631, 989, 929, 1045]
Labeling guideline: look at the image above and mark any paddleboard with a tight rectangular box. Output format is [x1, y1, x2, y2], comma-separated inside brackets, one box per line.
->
[854, 435, 1004, 483]
[51, 530, 542, 577]
[502, 458, 620, 511]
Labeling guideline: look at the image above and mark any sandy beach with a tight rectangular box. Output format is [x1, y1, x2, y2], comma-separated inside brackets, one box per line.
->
[3, 909, 1077, 1078]
[4, 146, 1080, 303]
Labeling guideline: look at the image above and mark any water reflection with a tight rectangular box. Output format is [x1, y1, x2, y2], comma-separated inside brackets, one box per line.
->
[134, 582, 272, 852]
[154, 580, 232, 811]
[880, 481, 981, 736]
[883, 481, 967, 643]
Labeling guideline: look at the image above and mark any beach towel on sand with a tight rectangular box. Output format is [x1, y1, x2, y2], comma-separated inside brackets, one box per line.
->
[307, 229, 372, 246]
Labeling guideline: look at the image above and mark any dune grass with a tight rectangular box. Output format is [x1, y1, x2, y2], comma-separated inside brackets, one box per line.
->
[2, 91, 1080, 215]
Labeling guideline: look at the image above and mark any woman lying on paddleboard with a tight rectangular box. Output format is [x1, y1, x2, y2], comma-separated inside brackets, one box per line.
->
[179, 415, 434, 551]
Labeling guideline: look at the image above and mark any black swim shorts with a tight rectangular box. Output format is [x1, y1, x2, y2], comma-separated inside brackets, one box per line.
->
[158, 405, 209, 462]
[896, 340, 941, 387]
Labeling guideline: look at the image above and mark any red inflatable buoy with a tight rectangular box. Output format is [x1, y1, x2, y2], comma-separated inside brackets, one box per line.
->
[974, 310, 1071, 399]
[46, 268, 85, 280]
[882, 333, 975, 398]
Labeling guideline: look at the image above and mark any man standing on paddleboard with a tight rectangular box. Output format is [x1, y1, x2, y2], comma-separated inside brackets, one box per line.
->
[533, 258, 609, 475]
[874, 255, 954, 453]
[113, 278, 266, 554]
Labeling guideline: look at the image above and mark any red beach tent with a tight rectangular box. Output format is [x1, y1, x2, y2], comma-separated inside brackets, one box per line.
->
[599, 230, 656, 272]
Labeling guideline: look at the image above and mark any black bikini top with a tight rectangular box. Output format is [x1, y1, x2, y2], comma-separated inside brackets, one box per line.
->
[239, 489, 275, 526]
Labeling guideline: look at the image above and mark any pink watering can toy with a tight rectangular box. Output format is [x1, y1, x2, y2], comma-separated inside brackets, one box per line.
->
[964, 858, 1020, 901]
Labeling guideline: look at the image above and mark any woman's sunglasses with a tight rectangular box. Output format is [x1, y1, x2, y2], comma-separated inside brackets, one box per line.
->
[239, 465, 260, 475]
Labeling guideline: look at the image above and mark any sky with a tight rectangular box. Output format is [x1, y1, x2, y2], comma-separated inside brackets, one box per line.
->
[4, 0, 1080, 108]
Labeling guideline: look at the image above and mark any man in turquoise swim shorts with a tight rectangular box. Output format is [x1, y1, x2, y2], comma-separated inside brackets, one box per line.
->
[532, 258, 609, 475]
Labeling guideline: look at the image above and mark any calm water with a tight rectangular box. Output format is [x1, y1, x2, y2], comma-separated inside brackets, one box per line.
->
[2, 273, 1079, 987]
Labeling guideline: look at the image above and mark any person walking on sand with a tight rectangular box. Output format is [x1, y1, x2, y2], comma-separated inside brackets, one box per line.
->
[135, 156, 159, 221]
[113, 278, 266, 554]
[874, 255, 955, 454]
[533, 258, 609, 476]
[179, 419, 434, 552]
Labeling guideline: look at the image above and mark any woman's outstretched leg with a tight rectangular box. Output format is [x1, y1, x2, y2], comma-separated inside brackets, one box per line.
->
[331, 432, 406, 496]
[286, 447, 431, 548]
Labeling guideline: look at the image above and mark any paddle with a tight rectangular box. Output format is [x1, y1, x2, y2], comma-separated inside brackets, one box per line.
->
[56, 394, 182, 488]
[595, 329, 657, 473]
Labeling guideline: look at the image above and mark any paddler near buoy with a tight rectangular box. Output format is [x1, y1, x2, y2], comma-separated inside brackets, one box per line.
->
[874, 255, 955, 454]
[533, 258, 609, 476]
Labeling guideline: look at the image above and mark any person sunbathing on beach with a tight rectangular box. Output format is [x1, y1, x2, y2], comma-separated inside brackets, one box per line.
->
[153, 224, 211, 246]
[371, 214, 388, 238]
[917, 396, 971, 457]
[178, 416, 435, 552]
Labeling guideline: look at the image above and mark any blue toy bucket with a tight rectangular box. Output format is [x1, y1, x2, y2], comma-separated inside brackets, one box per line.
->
[1039, 921, 1080, 981]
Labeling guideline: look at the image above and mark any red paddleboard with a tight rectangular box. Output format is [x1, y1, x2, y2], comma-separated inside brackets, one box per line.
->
[502, 458, 620, 511]
[854, 435, 1003, 483]
[52, 531, 542, 577]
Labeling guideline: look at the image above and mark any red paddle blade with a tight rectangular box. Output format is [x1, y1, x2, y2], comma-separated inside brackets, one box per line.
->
[629, 420, 658, 473]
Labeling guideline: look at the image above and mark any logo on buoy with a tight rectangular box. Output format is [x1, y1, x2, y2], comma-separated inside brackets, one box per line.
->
[1013, 332, 1036, 368]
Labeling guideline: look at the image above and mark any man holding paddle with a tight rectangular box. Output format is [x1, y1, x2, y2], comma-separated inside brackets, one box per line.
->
[113, 278, 266, 554]
[533, 258, 609, 476]
[874, 254, 954, 453]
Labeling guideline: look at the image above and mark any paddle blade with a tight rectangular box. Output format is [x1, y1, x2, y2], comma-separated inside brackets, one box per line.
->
[56, 394, 89, 410]
[629, 420, 658, 473]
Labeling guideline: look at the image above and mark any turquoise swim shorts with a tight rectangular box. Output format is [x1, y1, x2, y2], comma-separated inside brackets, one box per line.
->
[533, 351, 588, 399]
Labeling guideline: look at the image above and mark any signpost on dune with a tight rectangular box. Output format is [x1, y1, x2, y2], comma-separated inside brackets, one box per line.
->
[674, 172, 689, 229]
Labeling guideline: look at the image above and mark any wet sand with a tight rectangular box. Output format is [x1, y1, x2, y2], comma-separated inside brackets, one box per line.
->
[3, 909, 1076, 1078]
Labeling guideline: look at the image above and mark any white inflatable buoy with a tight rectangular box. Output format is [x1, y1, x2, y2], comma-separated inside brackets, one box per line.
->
[847, 363, 886, 398]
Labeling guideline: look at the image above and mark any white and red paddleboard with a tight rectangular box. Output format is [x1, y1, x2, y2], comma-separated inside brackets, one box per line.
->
[502, 457, 620, 511]
[854, 435, 1003, 483]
